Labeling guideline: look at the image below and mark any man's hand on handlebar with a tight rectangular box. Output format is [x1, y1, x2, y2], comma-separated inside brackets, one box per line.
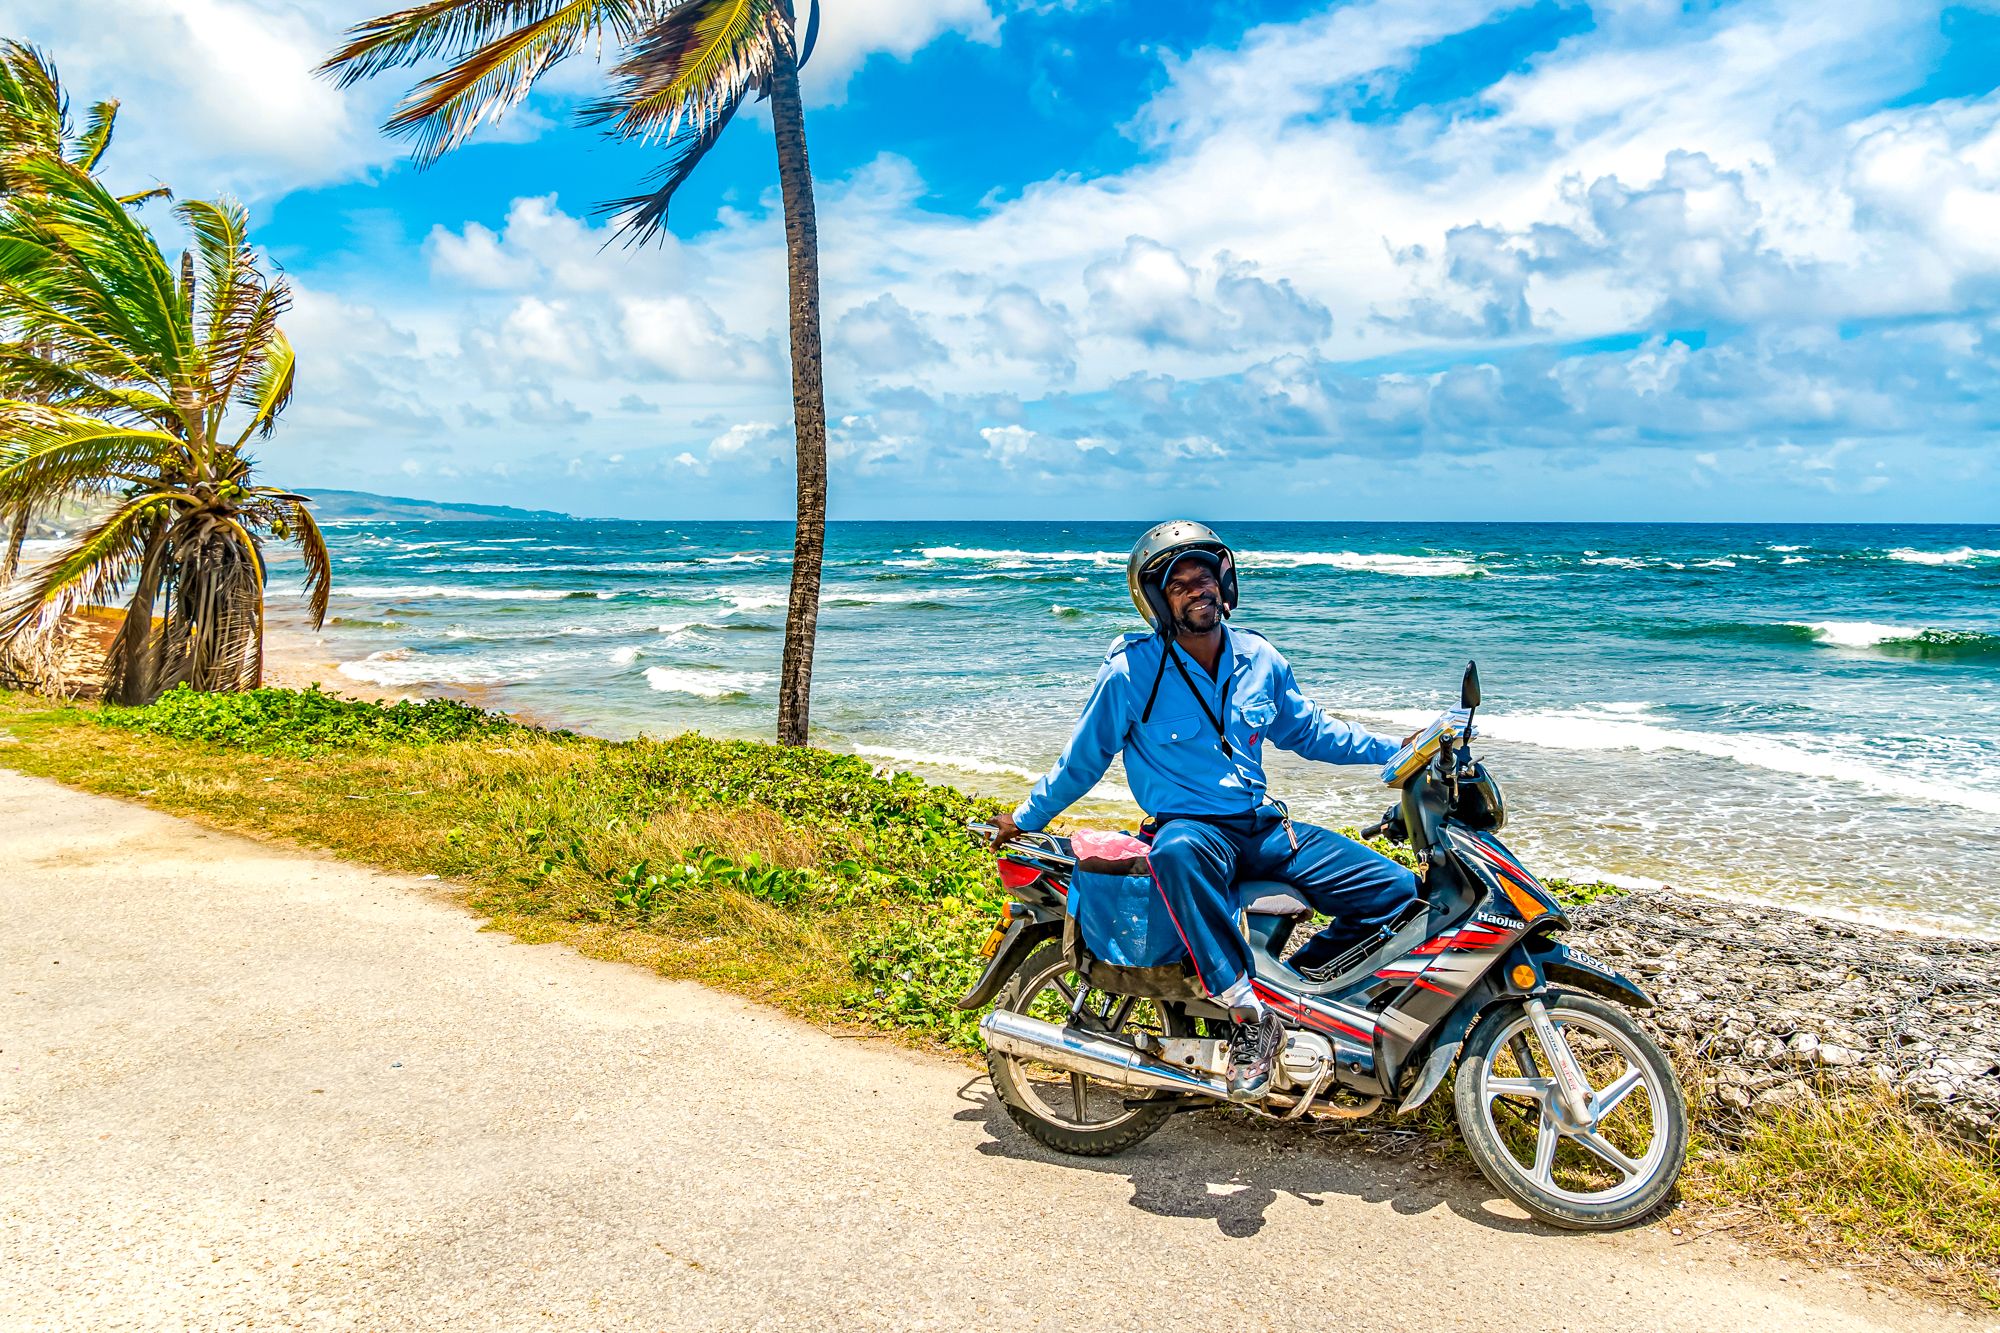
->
[988, 810, 1023, 848]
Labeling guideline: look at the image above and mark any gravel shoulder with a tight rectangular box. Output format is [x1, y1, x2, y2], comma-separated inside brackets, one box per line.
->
[0, 768, 1979, 1332]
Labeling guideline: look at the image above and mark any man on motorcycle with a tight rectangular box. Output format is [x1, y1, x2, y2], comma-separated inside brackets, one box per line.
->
[989, 521, 1419, 1099]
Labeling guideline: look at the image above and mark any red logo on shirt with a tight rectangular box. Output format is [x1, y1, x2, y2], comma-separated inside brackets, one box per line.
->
[1248, 732, 1261, 746]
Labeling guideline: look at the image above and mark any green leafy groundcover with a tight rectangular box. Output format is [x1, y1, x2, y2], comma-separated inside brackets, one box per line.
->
[99, 683, 529, 754]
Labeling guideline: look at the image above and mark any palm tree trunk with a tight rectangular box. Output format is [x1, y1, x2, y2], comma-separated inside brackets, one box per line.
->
[104, 520, 168, 705]
[768, 16, 828, 749]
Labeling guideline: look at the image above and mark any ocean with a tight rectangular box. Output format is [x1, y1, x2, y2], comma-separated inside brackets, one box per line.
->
[269, 521, 2000, 936]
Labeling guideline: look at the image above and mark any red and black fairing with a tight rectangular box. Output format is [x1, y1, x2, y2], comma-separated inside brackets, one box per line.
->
[1239, 825, 1568, 1095]
[1369, 826, 1568, 1069]
[1249, 981, 1384, 1088]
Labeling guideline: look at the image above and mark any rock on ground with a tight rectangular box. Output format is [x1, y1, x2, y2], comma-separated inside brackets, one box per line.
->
[1568, 888, 2000, 1142]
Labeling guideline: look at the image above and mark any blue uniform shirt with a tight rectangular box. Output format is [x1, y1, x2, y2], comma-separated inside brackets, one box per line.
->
[1014, 624, 1400, 831]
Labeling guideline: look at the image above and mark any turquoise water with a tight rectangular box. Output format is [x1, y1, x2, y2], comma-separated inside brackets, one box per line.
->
[271, 521, 2000, 934]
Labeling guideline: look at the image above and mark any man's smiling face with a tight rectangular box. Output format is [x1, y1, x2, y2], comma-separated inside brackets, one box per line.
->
[1162, 558, 1222, 635]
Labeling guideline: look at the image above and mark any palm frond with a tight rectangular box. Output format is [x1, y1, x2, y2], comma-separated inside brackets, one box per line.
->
[0, 347, 176, 426]
[596, 92, 741, 244]
[320, 0, 619, 85]
[113, 183, 172, 207]
[178, 196, 291, 430]
[72, 98, 117, 171]
[259, 492, 330, 629]
[584, 0, 778, 144]
[0, 152, 188, 378]
[0, 489, 173, 646]
[798, 0, 818, 68]
[0, 40, 66, 160]
[379, 0, 649, 165]
[232, 327, 295, 444]
[0, 414, 180, 519]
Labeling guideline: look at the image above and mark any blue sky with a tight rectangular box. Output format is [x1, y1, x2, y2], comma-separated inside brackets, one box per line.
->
[17, 0, 2000, 521]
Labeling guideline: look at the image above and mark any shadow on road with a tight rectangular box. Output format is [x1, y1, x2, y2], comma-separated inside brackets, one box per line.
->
[953, 1077, 1541, 1239]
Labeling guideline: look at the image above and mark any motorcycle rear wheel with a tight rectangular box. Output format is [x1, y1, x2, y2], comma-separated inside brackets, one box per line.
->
[987, 943, 1188, 1157]
[1454, 991, 1687, 1230]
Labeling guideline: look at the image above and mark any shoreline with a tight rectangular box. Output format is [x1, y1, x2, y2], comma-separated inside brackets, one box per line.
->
[259, 610, 577, 733]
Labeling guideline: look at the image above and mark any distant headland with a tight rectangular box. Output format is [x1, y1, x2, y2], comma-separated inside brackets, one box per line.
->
[302, 490, 577, 523]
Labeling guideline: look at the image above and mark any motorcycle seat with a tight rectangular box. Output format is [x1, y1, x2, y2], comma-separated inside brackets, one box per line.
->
[1237, 880, 1312, 919]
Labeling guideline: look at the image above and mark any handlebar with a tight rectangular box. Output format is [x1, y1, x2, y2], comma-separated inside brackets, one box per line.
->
[1359, 820, 1386, 840]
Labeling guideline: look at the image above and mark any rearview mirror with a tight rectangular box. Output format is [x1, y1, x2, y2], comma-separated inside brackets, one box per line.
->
[1460, 660, 1481, 711]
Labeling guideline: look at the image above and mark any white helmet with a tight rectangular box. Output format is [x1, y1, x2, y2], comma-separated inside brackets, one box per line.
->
[1125, 519, 1238, 633]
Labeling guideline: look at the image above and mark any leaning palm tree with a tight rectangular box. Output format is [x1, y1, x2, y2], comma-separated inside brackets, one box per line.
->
[321, 0, 830, 746]
[0, 146, 328, 703]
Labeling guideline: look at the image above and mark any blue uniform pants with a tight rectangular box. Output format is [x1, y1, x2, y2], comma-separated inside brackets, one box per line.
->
[1147, 807, 1419, 999]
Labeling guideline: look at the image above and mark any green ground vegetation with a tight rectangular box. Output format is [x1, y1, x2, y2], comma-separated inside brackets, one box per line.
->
[0, 685, 1992, 1307]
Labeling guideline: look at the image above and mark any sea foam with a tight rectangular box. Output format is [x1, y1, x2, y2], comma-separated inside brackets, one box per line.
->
[643, 666, 767, 699]
[853, 746, 1133, 804]
[334, 583, 576, 601]
[1883, 546, 2000, 566]
[1239, 551, 1485, 577]
[1365, 705, 2000, 817]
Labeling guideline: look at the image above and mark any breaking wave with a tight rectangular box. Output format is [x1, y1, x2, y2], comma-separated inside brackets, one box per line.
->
[853, 746, 1133, 805]
[331, 583, 577, 602]
[338, 647, 549, 686]
[1794, 621, 2000, 659]
[643, 666, 768, 700]
[1882, 546, 2000, 567]
[1239, 551, 1485, 577]
[921, 546, 1123, 565]
[1366, 705, 2000, 817]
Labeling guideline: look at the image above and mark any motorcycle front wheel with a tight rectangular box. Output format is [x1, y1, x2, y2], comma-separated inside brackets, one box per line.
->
[1454, 991, 1687, 1230]
[986, 943, 1189, 1157]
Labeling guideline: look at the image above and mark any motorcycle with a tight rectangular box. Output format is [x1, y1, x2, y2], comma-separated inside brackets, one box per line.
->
[960, 661, 1686, 1230]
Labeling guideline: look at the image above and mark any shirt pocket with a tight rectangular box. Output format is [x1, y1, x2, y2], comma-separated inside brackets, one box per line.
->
[1137, 711, 1208, 746]
[1235, 695, 1277, 746]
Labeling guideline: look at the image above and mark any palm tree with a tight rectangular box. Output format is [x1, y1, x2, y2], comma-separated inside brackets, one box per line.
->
[0, 138, 329, 703]
[321, 0, 830, 746]
[0, 40, 167, 202]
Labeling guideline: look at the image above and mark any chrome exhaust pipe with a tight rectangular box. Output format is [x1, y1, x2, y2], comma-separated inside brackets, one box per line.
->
[980, 1009, 1230, 1101]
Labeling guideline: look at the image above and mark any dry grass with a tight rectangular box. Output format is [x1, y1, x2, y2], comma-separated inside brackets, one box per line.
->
[1683, 1086, 2000, 1307]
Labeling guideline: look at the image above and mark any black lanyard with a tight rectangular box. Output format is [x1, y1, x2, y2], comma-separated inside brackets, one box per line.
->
[1167, 644, 1233, 758]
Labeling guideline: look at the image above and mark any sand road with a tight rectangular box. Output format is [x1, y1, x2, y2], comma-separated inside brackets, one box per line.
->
[0, 769, 1978, 1331]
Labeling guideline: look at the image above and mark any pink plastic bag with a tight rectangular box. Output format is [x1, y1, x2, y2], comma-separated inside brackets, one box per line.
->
[1069, 828, 1152, 875]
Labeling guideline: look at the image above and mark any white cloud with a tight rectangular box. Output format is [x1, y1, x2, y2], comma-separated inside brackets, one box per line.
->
[833, 294, 948, 373]
[706, 421, 788, 471]
[428, 222, 541, 290]
[14, 0, 383, 200]
[978, 285, 1077, 374]
[801, 0, 1001, 100]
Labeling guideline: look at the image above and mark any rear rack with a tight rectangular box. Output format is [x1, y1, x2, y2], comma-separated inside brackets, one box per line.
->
[965, 821, 1076, 871]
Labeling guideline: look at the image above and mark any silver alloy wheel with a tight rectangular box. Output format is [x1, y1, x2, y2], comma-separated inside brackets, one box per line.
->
[1468, 1001, 1672, 1206]
[996, 953, 1170, 1133]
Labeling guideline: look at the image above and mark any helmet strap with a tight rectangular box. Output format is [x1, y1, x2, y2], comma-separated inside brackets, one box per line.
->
[1139, 640, 1170, 724]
